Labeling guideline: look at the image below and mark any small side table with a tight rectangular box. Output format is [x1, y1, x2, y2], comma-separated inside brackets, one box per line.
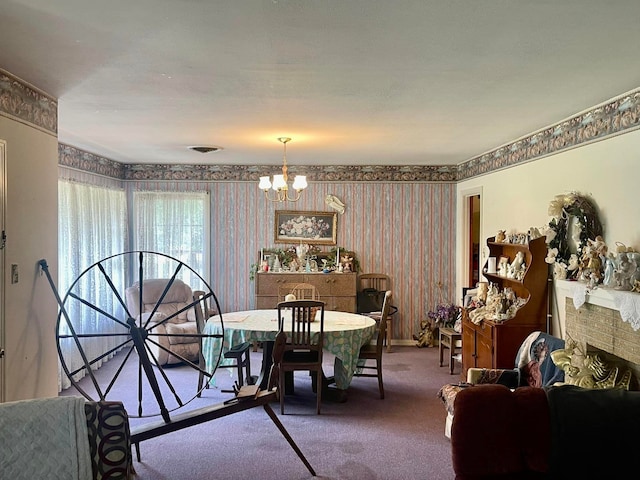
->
[439, 327, 462, 375]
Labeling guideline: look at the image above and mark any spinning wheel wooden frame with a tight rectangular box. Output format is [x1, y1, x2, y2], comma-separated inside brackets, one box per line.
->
[39, 251, 316, 476]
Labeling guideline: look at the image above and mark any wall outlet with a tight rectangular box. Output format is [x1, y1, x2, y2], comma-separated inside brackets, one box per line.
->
[11, 264, 18, 284]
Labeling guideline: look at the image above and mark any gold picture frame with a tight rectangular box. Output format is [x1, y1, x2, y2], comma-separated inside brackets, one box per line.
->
[274, 210, 338, 245]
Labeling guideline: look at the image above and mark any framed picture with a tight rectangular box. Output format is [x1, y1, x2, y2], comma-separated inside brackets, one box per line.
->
[274, 210, 338, 245]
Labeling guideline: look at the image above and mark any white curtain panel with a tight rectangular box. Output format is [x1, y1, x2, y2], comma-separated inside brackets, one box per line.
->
[57, 180, 128, 391]
[133, 191, 210, 291]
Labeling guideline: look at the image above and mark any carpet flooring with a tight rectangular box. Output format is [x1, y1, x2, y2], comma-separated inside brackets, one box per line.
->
[62, 345, 458, 479]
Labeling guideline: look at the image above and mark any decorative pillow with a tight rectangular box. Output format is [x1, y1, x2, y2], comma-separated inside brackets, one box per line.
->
[437, 383, 471, 415]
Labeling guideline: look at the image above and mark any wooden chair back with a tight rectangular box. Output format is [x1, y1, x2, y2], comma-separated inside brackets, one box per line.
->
[276, 299, 325, 414]
[357, 273, 390, 293]
[278, 282, 319, 302]
[374, 291, 393, 353]
[353, 290, 392, 399]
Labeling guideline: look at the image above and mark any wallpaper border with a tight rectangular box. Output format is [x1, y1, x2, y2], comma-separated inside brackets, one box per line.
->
[60, 88, 640, 183]
[0, 69, 57, 135]
[51, 84, 640, 183]
[456, 87, 640, 180]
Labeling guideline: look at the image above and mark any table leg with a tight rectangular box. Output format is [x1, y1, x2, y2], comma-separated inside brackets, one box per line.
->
[438, 331, 445, 367]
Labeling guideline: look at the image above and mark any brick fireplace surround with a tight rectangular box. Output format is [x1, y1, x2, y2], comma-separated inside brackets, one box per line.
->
[564, 294, 640, 386]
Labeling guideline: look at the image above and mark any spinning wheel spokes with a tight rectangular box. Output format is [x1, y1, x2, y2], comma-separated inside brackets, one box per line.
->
[43, 251, 224, 420]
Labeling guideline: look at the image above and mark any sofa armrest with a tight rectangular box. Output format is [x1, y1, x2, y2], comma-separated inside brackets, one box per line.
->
[451, 385, 549, 478]
[85, 401, 133, 480]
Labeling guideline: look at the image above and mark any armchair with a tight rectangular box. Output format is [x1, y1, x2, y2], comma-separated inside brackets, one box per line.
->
[125, 278, 201, 366]
[439, 331, 565, 438]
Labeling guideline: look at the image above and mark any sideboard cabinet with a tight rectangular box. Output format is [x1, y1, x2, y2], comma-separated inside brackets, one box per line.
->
[461, 235, 548, 378]
[255, 272, 357, 312]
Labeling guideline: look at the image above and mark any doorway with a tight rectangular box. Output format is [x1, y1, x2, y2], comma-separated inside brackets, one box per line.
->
[468, 195, 481, 287]
[0, 140, 6, 402]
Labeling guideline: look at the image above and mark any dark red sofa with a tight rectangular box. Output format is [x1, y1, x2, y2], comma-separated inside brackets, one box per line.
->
[450, 384, 640, 479]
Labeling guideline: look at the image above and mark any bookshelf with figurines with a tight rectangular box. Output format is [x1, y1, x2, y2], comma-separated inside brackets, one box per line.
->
[461, 234, 549, 378]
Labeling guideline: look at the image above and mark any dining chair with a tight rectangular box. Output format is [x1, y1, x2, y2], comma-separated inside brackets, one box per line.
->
[357, 273, 396, 352]
[278, 282, 320, 302]
[194, 290, 252, 396]
[353, 290, 392, 399]
[275, 299, 325, 414]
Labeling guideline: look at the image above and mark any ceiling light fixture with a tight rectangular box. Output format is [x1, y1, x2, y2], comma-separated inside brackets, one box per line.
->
[188, 146, 222, 153]
[259, 137, 307, 202]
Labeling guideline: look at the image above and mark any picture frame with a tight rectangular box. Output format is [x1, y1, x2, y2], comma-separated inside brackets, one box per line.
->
[274, 210, 338, 245]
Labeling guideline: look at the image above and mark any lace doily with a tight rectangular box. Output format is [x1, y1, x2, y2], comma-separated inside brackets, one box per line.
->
[612, 290, 640, 331]
[568, 282, 640, 331]
[571, 283, 588, 310]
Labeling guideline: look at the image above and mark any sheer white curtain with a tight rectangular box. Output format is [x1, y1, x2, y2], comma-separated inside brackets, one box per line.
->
[133, 191, 210, 291]
[58, 180, 128, 390]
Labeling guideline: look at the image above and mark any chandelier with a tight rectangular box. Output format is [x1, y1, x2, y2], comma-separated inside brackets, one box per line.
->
[259, 137, 308, 202]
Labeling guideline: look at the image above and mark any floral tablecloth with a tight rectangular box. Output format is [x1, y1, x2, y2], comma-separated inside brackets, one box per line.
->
[202, 309, 376, 389]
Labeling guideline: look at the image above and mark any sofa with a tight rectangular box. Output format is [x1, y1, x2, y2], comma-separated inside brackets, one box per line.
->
[0, 396, 132, 480]
[450, 384, 640, 479]
[439, 331, 565, 438]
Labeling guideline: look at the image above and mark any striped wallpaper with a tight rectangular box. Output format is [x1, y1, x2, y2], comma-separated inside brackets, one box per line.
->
[206, 181, 457, 342]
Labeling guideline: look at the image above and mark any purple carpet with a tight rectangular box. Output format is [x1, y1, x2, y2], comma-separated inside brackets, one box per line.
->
[62, 346, 457, 479]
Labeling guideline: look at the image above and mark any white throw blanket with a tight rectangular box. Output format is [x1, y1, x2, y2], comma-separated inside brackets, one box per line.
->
[0, 396, 92, 480]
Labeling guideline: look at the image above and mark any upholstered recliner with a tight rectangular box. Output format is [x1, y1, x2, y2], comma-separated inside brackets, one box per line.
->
[125, 278, 200, 366]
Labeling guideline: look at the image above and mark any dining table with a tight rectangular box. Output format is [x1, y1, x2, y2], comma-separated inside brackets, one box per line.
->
[202, 309, 377, 399]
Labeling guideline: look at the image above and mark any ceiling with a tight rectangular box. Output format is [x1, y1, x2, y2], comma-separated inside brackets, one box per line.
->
[2, 0, 640, 167]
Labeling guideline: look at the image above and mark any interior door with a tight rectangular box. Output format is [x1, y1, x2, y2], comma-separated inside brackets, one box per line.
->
[467, 195, 481, 287]
[0, 140, 6, 402]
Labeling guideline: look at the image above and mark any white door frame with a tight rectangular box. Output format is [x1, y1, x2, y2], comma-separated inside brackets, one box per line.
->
[0, 140, 6, 402]
[458, 186, 483, 297]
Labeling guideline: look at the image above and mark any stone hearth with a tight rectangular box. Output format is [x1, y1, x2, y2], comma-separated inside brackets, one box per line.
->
[565, 301, 640, 388]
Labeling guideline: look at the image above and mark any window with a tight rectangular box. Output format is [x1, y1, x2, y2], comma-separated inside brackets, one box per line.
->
[58, 180, 128, 390]
[133, 191, 210, 290]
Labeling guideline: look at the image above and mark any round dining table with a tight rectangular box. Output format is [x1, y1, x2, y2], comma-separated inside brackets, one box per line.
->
[202, 309, 377, 393]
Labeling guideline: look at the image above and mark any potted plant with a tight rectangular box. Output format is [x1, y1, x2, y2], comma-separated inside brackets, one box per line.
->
[413, 303, 461, 348]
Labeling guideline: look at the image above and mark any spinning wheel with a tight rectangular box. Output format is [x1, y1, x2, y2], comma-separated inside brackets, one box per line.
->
[40, 251, 224, 421]
[40, 251, 317, 476]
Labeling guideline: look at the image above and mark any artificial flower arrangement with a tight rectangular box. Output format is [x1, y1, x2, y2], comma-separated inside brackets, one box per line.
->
[426, 303, 461, 329]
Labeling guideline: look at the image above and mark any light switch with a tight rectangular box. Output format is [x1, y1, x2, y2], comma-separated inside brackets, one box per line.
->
[11, 264, 18, 284]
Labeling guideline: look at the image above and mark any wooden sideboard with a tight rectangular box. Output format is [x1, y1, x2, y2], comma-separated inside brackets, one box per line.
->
[254, 272, 357, 312]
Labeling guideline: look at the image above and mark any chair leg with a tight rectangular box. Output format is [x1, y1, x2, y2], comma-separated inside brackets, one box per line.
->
[316, 369, 322, 414]
[377, 359, 384, 399]
[197, 370, 203, 397]
[279, 368, 285, 415]
[245, 351, 252, 385]
[386, 318, 392, 353]
[236, 361, 245, 388]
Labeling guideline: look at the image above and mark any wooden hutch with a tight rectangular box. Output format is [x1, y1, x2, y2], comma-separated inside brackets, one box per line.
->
[461, 235, 549, 378]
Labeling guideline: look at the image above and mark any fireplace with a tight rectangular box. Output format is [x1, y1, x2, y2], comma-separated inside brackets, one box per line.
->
[565, 301, 640, 389]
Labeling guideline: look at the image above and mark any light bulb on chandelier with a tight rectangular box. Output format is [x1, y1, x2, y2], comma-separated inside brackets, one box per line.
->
[259, 137, 308, 202]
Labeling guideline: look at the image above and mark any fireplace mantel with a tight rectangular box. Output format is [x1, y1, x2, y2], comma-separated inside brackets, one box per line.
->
[555, 279, 640, 331]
